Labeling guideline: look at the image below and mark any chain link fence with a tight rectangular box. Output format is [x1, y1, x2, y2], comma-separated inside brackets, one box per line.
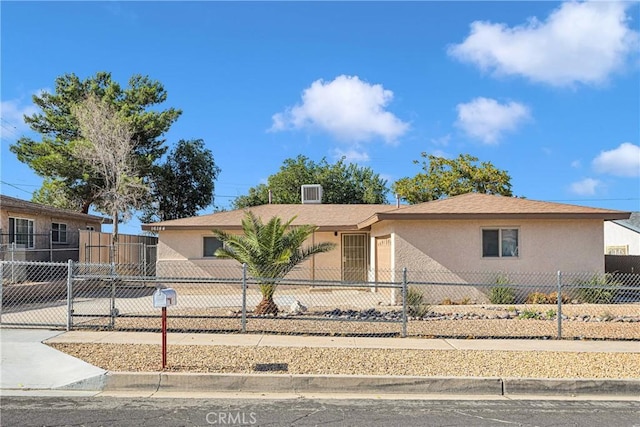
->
[2, 260, 639, 340]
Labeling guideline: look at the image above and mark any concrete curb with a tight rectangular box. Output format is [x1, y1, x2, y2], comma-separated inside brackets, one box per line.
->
[503, 378, 640, 396]
[98, 372, 640, 397]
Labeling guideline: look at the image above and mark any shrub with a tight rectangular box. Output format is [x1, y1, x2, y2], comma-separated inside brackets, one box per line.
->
[406, 287, 431, 317]
[518, 309, 541, 319]
[544, 309, 557, 319]
[525, 292, 549, 304]
[576, 273, 620, 304]
[547, 291, 570, 304]
[489, 286, 516, 304]
[488, 273, 516, 304]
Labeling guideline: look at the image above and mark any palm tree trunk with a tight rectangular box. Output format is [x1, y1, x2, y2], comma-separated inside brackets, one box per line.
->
[255, 296, 279, 315]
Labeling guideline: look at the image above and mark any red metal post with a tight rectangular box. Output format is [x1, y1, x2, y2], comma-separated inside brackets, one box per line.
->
[162, 306, 167, 370]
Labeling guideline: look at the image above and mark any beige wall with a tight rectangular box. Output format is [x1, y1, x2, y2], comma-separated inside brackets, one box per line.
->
[1, 210, 102, 244]
[371, 218, 605, 274]
[1, 207, 102, 262]
[156, 229, 341, 279]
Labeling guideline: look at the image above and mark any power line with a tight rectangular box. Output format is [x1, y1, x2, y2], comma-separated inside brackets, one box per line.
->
[0, 181, 34, 194]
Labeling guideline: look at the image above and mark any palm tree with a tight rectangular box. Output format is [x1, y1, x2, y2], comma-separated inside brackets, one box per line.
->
[213, 211, 336, 315]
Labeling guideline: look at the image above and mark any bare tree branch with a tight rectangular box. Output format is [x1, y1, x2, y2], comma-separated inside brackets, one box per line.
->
[72, 94, 148, 244]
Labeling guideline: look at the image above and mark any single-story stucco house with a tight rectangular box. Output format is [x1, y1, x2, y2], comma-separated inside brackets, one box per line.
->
[142, 193, 630, 296]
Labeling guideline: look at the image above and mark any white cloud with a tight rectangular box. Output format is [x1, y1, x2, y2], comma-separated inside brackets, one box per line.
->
[448, 1, 639, 86]
[332, 147, 370, 163]
[569, 178, 601, 196]
[269, 75, 409, 144]
[571, 160, 582, 169]
[0, 98, 37, 139]
[455, 97, 530, 144]
[592, 142, 640, 177]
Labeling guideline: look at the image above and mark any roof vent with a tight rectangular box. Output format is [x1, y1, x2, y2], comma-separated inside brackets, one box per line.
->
[301, 184, 322, 204]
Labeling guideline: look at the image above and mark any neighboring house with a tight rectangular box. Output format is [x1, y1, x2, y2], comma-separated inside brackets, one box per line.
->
[0, 194, 108, 262]
[143, 193, 630, 293]
[604, 212, 640, 255]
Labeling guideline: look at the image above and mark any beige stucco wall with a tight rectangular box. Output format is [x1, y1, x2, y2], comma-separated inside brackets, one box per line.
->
[156, 229, 341, 279]
[371, 218, 605, 274]
[1, 207, 102, 262]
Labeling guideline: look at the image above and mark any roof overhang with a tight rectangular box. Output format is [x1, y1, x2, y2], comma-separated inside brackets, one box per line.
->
[142, 224, 362, 232]
[357, 212, 632, 229]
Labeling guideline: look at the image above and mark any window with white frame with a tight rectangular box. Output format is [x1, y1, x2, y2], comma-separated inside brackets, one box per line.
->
[482, 228, 519, 258]
[203, 236, 224, 257]
[52, 222, 67, 243]
[8, 217, 35, 248]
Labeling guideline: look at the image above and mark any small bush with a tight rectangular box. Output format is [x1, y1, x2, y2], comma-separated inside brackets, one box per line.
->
[576, 273, 620, 304]
[526, 292, 549, 304]
[547, 292, 570, 304]
[489, 286, 516, 304]
[406, 287, 431, 317]
[518, 309, 541, 319]
[544, 309, 557, 319]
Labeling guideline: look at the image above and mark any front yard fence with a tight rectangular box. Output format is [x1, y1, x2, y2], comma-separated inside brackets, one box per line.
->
[1, 260, 639, 340]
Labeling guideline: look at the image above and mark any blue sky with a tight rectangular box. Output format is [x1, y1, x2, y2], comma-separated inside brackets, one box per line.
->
[1, 1, 639, 234]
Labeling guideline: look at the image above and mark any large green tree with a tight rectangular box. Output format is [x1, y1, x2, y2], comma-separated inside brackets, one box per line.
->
[213, 212, 336, 315]
[141, 139, 221, 223]
[392, 153, 513, 204]
[10, 72, 182, 213]
[233, 155, 389, 208]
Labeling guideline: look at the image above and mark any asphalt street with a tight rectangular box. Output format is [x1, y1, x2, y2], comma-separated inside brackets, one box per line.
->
[2, 396, 640, 427]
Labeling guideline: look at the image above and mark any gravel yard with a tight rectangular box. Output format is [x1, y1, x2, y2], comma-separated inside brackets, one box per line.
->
[49, 342, 640, 379]
[49, 303, 640, 379]
[73, 303, 640, 340]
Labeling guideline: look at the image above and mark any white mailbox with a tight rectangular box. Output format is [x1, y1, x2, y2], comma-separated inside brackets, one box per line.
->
[153, 288, 177, 308]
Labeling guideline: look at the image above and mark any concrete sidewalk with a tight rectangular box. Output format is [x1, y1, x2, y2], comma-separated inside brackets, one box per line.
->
[2, 328, 639, 398]
[46, 330, 640, 353]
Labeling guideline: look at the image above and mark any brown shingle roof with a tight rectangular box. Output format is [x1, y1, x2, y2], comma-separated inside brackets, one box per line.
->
[143, 193, 631, 232]
[0, 194, 110, 223]
[143, 204, 398, 231]
[357, 193, 631, 228]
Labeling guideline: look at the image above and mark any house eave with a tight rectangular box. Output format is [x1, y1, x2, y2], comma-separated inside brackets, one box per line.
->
[142, 224, 363, 232]
[357, 212, 631, 228]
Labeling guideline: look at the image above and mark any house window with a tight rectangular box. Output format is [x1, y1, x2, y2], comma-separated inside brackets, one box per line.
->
[203, 236, 223, 257]
[52, 223, 67, 243]
[8, 217, 35, 248]
[482, 228, 518, 258]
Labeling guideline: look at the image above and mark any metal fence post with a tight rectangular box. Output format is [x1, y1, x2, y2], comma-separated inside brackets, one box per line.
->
[241, 263, 247, 333]
[401, 267, 407, 338]
[110, 261, 116, 329]
[10, 243, 15, 283]
[0, 261, 4, 323]
[66, 259, 73, 331]
[557, 270, 562, 339]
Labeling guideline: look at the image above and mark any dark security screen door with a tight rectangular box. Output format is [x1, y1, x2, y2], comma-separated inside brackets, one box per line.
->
[342, 233, 368, 282]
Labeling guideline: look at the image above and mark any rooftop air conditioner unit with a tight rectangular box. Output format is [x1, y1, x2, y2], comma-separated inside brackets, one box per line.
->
[301, 184, 322, 204]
